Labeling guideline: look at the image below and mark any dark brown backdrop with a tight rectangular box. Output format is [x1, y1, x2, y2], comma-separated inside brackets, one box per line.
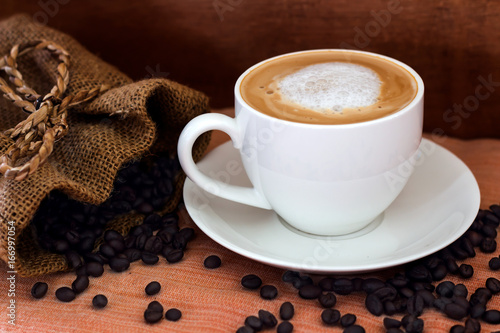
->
[2, 0, 500, 138]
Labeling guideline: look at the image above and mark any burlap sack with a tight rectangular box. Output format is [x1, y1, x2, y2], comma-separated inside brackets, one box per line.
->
[0, 14, 211, 276]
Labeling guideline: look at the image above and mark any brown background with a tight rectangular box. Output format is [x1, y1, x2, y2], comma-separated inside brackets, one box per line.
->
[2, 0, 500, 138]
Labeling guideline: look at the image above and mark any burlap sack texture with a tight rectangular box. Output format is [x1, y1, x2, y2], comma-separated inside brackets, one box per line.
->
[0, 14, 211, 276]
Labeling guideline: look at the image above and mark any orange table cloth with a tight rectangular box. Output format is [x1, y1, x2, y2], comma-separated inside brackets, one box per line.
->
[1, 109, 500, 333]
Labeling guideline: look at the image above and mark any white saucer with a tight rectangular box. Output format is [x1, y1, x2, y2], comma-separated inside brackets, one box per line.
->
[183, 139, 480, 274]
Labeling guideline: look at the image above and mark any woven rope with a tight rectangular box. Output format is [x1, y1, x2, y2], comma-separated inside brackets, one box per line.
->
[0, 40, 109, 181]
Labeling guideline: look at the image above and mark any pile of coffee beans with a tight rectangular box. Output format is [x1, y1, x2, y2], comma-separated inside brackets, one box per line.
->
[28, 154, 193, 323]
[234, 205, 500, 332]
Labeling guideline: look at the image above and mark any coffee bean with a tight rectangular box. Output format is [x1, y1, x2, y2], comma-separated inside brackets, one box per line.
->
[109, 257, 130, 272]
[372, 286, 397, 302]
[480, 237, 497, 253]
[144, 236, 163, 254]
[445, 258, 459, 274]
[362, 278, 385, 294]
[166, 249, 184, 263]
[318, 277, 335, 291]
[387, 273, 408, 289]
[383, 301, 398, 316]
[464, 318, 481, 333]
[161, 245, 174, 258]
[465, 230, 483, 246]
[430, 264, 447, 281]
[399, 287, 414, 298]
[386, 328, 404, 333]
[298, 284, 322, 299]
[72, 275, 90, 294]
[333, 278, 354, 295]
[481, 224, 497, 238]
[123, 248, 141, 262]
[460, 237, 476, 258]
[406, 294, 424, 316]
[104, 229, 123, 242]
[365, 294, 384, 316]
[292, 275, 313, 289]
[165, 308, 182, 321]
[277, 321, 293, 333]
[482, 309, 500, 324]
[352, 278, 364, 291]
[406, 265, 432, 283]
[148, 301, 164, 313]
[55, 287, 76, 302]
[145, 281, 161, 295]
[458, 264, 473, 278]
[204, 255, 221, 269]
[401, 314, 417, 329]
[280, 301, 294, 320]
[444, 303, 468, 320]
[108, 239, 125, 253]
[318, 292, 337, 308]
[258, 310, 277, 328]
[236, 326, 253, 333]
[280, 269, 296, 281]
[260, 285, 278, 300]
[486, 277, 500, 294]
[244, 316, 262, 331]
[453, 296, 470, 314]
[340, 313, 356, 327]
[489, 257, 500, 270]
[343, 325, 365, 333]
[92, 294, 108, 309]
[470, 303, 486, 319]
[449, 325, 465, 333]
[177, 227, 195, 241]
[321, 308, 340, 325]
[31, 282, 48, 299]
[405, 318, 424, 333]
[469, 288, 492, 307]
[453, 284, 468, 298]
[65, 250, 82, 269]
[137, 202, 154, 215]
[135, 234, 148, 250]
[144, 214, 162, 230]
[99, 243, 116, 258]
[141, 252, 159, 265]
[241, 274, 262, 290]
[144, 309, 163, 324]
[436, 281, 455, 298]
[84, 253, 105, 265]
[86, 262, 104, 277]
[383, 317, 401, 329]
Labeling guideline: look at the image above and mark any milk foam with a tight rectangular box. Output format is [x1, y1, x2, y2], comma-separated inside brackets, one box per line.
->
[278, 62, 381, 112]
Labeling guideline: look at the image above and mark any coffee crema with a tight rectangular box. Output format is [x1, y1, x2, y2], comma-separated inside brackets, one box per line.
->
[240, 50, 418, 124]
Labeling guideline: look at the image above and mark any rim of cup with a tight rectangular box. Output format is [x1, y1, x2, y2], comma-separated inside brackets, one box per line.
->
[234, 49, 425, 128]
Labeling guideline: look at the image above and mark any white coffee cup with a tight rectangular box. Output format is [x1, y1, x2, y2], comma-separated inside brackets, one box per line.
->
[178, 50, 424, 236]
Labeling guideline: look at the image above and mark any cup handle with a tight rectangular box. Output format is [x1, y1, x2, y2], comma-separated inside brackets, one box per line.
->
[178, 113, 272, 210]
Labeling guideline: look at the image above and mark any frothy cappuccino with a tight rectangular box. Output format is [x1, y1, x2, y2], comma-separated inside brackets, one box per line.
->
[240, 50, 418, 124]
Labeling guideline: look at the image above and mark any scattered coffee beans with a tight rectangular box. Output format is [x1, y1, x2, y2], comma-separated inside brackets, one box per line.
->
[92, 294, 108, 309]
[260, 285, 278, 300]
[165, 308, 182, 321]
[31, 282, 48, 299]
[241, 274, 263, 290]
[55, 287, 76, 302]
[145, 281, 161, 296]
